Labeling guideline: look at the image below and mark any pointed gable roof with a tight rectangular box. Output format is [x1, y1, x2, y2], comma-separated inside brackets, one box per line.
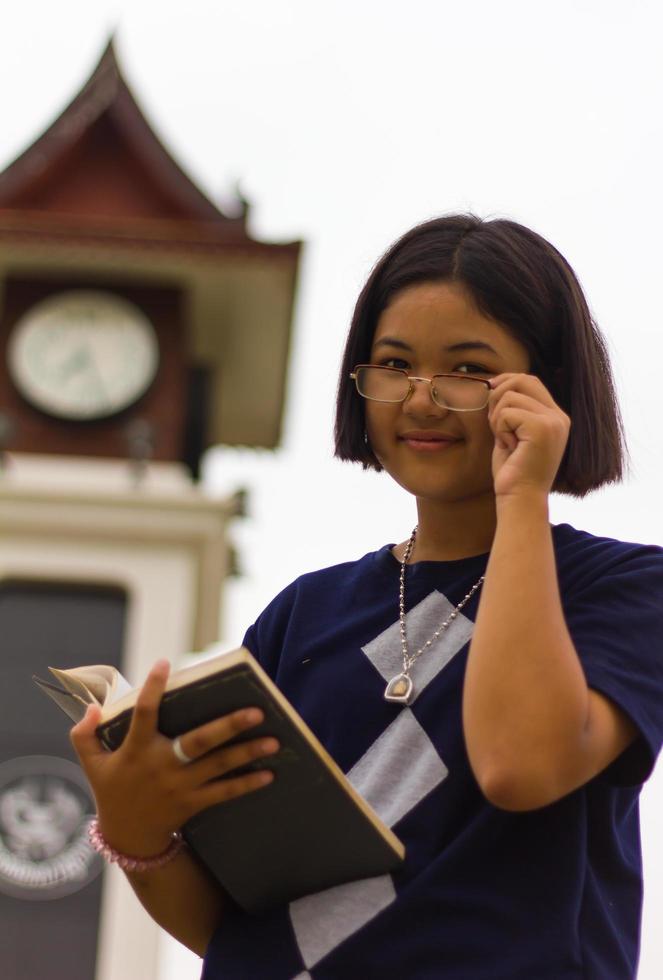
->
[0, 38, 240, 228]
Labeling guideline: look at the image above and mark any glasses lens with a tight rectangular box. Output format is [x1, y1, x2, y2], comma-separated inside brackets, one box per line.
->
[431, 376, 489, 410]
[355, 366, 408, 402]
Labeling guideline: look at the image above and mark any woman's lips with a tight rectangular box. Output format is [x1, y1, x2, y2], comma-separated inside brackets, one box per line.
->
[400, 433, 462, 452]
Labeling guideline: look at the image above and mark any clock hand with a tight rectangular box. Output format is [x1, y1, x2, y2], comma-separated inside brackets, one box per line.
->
[57, 348, 90, 382]
[57, 346, 111, 411]
[81, 344, 112, 405]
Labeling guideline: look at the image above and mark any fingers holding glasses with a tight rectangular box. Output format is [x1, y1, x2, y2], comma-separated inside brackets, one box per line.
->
[488, 372, 560, 410]
[487, 374, 570, 443]
[487, 373, 571, 497]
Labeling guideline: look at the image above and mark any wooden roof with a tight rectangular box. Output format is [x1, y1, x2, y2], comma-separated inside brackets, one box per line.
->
[0, 39, 243, 228]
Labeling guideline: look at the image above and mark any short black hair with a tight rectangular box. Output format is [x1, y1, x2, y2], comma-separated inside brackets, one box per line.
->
[334, 214, 627, 496]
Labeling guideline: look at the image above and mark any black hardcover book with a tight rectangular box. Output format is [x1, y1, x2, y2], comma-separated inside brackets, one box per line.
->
[34, 647, 405, 913]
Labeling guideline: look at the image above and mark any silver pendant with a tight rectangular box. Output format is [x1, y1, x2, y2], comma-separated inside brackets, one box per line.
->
[384, 672, 414, 704]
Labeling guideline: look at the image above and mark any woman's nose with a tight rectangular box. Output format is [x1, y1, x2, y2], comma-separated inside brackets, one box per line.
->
[403, 377, 446, 414]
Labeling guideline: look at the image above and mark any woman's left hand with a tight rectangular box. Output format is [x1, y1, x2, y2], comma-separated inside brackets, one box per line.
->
[487, 373, 571, 500]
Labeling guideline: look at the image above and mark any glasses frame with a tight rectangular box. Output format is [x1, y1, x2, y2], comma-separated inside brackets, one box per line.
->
[350, 364, 491, 412]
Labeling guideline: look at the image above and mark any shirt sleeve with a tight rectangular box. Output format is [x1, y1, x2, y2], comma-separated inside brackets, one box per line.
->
[561, 543, 663, 786]
[241, 579, 300, 681]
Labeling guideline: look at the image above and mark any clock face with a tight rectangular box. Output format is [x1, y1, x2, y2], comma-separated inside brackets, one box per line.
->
[7, 290, 160, 420]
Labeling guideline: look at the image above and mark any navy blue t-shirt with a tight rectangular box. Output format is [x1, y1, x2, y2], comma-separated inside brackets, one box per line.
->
[203, 523, 663, 979]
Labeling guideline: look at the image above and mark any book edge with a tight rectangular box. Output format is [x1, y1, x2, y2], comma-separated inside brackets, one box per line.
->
[242, 656, 405, 860]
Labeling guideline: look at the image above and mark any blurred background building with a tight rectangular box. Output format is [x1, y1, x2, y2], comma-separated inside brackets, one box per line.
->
[0, 39, 301, 980]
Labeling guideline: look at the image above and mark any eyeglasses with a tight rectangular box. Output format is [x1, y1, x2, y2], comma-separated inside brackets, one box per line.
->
[350, 365, 491, 412]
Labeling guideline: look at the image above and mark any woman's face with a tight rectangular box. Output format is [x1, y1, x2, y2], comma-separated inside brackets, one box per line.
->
[365, 280, 531, 505]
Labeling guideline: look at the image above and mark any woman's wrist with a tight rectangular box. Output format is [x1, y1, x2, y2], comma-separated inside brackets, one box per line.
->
[495, 489, 549, 521]
[95, 812, 176, 857]
[89, 817, 185, 872]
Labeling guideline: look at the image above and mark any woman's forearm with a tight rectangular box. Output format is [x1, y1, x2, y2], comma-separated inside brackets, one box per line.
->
[462, 493, 590, 810]
[125, 848, 228, 957]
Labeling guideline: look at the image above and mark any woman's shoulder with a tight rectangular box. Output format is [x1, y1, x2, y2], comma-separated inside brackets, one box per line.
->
[552, 521, 663, 592]
[243, 545, 397, 658]
[294, 543, 396, 588]
[553, 521, 662, 553]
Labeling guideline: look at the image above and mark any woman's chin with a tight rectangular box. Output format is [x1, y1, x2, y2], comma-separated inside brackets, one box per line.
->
[393, 478, 483, 504]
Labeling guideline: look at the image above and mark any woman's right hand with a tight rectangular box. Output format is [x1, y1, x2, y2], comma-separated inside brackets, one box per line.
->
[70, 659, 278, 858]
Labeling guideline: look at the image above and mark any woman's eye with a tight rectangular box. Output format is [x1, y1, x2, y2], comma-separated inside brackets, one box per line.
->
[454, 363, 490, 375]
[380, 357, 409, 370]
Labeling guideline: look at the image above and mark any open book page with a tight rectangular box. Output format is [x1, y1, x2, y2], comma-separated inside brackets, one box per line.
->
[32, 676, 90, 723]
[48, 664, 133, 707]
[33, 665, 134, 724]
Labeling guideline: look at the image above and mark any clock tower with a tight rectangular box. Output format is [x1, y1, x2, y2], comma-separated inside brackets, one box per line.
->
[0, 38, 301, 980]
[0, 38, 300, 476]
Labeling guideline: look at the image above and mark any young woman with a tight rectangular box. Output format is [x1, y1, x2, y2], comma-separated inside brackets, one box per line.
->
[72, 215, 663, 979]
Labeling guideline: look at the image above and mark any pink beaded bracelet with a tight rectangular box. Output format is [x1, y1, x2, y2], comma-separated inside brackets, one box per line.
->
[88, 817, 185, 872]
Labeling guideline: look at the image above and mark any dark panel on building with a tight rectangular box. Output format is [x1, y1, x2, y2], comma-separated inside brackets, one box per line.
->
[0, 581, 127, 980]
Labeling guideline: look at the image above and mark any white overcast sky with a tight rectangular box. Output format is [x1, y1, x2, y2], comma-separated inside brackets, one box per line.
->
[1, 2, 661, 976]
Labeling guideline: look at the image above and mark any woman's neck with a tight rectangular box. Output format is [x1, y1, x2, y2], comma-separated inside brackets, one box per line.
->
[394, 495, 498, 562]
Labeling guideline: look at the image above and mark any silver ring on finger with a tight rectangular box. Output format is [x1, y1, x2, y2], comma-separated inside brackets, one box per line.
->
[172, 736, 193, 765]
